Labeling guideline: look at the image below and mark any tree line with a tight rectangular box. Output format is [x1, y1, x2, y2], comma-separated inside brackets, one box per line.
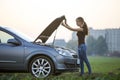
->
[66, 35, 108, 56]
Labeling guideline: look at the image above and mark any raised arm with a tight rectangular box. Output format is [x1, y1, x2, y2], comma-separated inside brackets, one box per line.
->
[61, 19, 83, 32]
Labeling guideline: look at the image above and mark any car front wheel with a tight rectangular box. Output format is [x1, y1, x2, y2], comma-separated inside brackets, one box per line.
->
[29, 56, 54, 78]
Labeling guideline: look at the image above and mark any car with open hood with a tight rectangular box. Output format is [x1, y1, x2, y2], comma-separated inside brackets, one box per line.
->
[0, 16, 79, 78]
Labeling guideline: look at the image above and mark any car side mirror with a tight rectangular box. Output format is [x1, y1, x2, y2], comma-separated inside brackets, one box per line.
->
[7, 39, 20, 45]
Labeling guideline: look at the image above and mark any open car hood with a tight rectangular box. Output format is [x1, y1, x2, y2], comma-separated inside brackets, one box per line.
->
[34, 16, 65, 43]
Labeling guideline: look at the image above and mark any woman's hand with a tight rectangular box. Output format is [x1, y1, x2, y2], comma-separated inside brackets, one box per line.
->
[61, 18, 83, 31]
[61, 19, 68, 27]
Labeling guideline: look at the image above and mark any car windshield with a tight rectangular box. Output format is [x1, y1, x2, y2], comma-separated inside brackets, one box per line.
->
[5, 27, 34, 42]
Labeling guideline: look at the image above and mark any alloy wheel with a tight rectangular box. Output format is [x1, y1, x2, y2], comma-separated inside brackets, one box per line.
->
[31, 58, 51, 78]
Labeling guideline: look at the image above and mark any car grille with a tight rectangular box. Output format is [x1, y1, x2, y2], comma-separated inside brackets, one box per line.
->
[65, 64, 77, 68]
[72, 55, 78, 58]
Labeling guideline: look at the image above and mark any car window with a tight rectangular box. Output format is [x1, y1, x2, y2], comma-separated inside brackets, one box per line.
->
[0, 31, 14, 44]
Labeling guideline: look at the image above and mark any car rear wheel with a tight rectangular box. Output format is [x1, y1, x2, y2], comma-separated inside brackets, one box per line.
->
[29, 56, 54, 78]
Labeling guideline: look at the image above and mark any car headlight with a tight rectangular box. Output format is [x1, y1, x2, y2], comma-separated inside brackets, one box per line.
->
[55, 48, 72, 57]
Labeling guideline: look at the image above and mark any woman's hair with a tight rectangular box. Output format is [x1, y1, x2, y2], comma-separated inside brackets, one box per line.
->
[76, 17, 88, 35]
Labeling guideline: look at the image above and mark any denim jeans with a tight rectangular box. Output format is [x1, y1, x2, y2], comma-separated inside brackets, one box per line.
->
[78, 44, 92, 75]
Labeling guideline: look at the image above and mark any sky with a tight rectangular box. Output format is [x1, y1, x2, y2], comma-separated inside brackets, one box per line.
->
[0, 0, 120, 42]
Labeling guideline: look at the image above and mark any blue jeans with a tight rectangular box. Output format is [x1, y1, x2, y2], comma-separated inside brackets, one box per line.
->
[78, 44, 92, 75]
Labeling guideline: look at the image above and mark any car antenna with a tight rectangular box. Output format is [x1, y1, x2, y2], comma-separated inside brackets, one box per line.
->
[52, 28, 58, 46]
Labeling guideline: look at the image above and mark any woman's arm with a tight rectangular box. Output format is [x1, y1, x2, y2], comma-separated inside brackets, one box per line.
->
[61, 20, 83, 31]
[63, 24, 83, 31]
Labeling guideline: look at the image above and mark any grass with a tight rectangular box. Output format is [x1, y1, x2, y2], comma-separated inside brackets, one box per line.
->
[0, 56, 120, 80]
[88, 56, 120, 73]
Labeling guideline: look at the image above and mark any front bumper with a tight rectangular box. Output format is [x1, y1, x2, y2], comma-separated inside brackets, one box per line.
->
[54, 55, 79, 72]
[63, 58, 79, 72]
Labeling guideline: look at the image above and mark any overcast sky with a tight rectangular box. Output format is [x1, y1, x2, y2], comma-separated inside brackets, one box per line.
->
[0, 0, 120, 42]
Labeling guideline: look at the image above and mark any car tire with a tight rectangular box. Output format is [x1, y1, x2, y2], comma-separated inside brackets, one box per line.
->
[29, 56, 54, 78]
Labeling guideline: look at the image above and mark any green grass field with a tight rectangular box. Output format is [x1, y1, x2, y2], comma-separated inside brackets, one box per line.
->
[0, 56, 120, 80]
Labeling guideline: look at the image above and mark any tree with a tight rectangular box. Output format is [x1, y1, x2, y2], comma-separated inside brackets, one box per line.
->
[86, 35, 96, 55]
[66, 35, 108, 56]
[86, 35, 108, 56]
[94, 36, 108, 55]
[66, 40, 78, 52]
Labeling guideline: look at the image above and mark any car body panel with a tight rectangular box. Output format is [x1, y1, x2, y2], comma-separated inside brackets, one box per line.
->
[0, 43, 24, 68]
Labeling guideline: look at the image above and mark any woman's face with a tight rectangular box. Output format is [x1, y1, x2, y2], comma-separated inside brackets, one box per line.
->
[76, 19, 83, 27]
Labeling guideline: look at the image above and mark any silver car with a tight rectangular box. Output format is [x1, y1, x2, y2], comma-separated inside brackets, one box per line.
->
[0, 16, 79, 78]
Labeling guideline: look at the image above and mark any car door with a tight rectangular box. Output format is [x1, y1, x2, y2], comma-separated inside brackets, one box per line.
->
[0, 30, 24, 69]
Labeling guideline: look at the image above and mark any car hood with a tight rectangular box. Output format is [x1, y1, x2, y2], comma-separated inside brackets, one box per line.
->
[34, 16, 65, 43]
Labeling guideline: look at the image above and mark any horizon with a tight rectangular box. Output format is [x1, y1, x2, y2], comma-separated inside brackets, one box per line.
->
[0, 0, 120, 42]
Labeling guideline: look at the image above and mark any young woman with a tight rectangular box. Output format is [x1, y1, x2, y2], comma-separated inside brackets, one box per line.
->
[61, 17, 92, 76]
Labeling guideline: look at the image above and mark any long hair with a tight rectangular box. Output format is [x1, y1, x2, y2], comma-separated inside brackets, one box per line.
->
[76, 17, 88, 35]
